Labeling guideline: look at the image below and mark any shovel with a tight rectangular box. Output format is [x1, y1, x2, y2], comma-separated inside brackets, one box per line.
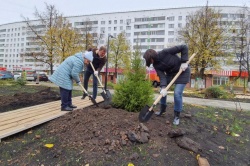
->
[90, 62, 112, 105]
[139, 53, 197, 122]
[79, 84, 98, 107]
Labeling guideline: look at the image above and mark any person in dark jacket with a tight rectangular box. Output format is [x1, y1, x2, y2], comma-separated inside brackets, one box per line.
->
[83, 46, 107, 100]
[49, 52, 93, 111]
[143, 45, 190, 125]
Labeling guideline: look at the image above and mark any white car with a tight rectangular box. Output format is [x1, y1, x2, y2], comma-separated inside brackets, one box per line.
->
[13, 72, 22, 80]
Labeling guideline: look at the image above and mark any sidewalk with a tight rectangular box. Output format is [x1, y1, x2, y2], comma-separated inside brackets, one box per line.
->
[166, 95, 250, 111]
[34, 82, 250, 111]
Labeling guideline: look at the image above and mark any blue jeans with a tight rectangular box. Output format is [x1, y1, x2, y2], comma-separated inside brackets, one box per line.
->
[84, 69, 98, 99]
[160, 84, 186, 112]
[59, 87, 72, 108]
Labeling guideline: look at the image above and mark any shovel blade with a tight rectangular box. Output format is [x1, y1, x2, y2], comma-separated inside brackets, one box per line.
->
[139, 105, 154, 123]
[100, 89, 112, 105]
[88, 95, 99, 107]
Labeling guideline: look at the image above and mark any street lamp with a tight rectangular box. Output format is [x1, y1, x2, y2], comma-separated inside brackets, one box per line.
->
[105, 35, 114, 90]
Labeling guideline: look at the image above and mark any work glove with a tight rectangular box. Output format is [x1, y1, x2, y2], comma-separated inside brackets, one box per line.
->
[180, 63, 188, 71]
[94, 71, 98, 76]
[77, 81, 82, 86]
[160, 88, 167, 97]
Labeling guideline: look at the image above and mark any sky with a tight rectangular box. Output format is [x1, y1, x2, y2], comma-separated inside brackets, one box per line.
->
[0, 0, 249, 25]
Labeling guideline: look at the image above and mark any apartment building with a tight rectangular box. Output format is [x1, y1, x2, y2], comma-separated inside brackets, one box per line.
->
[0, 6, 248, 86]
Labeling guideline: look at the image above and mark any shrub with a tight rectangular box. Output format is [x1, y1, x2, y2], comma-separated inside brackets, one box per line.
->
[107, 82, 115, 89]
[112, 46, 154, 112]
[204, 86, 234, 99]
[15, 78, 26, 86]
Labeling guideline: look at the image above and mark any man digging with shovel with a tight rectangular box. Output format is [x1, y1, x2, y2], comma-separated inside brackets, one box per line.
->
[82, 46, 107, 100]
[143, 45, 190, 125]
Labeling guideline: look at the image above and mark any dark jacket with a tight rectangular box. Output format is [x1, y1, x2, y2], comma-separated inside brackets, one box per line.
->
[86, 51, 107, 72]
[153, 45, 190, 87]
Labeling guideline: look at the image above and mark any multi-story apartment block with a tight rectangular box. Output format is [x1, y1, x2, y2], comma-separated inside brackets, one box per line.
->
[0, 6, 248, 87]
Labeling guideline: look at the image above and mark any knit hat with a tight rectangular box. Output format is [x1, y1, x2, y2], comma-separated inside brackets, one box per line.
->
[84, 51, 93, 62]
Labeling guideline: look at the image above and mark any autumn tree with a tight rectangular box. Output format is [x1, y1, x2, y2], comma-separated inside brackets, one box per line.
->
[23, 3, 62, 74]
[109, 32, 131, 82]
[179, 4, 230, 79]
[232, 6, 250, 92]
[54, 17, 83, 61]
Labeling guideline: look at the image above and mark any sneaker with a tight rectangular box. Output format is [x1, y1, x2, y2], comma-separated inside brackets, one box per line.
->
[69, 105, 77, 108]
[81, 93, 88, 99]
[155, 104, 167, 116]
[173, 117, 180, 125]
[61, 106, 73, 111]
[155, 110, 166, 116]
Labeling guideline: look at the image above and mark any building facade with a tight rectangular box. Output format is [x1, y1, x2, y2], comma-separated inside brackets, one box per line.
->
[0, 6, 248, 87]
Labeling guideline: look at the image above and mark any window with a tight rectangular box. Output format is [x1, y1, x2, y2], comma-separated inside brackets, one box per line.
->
[120, 26, 123, 30]
[101, 21, 105, 24]
[114, 20, 117, 24]
[168, 38, 174, 43]
[120, 20, 123, 24]
[168, 24, 174, 28]
[168, 31, 174, 35]
[126, 26, 131, 30]
[178, 23, 182, 28]
[100, 27, 105, 32]
[126, 33, 131, 37]
[213, 76, 229, 86]
[109, 20, 112, 24]
[126, 19, 131, 25]
[108, 27, 111, 31]
[178, 16, 182, 20]
[167, 16, 175, 21]
[114, 27, 117, 31]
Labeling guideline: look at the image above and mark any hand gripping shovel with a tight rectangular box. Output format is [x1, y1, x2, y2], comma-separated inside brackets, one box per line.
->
[79, 84, 98, 107]
[139, 53, 197, 123]
[90, 62, 112, 105]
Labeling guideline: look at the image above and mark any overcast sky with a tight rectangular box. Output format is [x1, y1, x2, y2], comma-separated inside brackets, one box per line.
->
[0, 0, 249, 25]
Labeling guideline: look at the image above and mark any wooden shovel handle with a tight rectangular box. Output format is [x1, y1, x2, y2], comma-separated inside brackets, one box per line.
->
[79, 84, 88, 94]
[90, 62, 104, 88]
[152, 53, 197, 108]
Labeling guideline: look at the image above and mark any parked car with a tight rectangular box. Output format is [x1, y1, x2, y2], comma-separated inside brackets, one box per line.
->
[26, 73, 36, 81]
[0, 71, 14, 80]
[13, 72, 22, 80]
[34, 74, 48, 82]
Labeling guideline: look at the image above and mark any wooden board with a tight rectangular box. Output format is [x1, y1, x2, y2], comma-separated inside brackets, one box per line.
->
[0, 96, 103, 142]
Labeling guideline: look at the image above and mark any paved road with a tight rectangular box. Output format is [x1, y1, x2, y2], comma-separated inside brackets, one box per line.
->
[33, 82, 250, 111]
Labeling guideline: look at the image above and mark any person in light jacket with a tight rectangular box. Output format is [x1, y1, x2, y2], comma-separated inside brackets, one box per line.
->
[143, 45, 190, 125]
[49, 52, 93, 111]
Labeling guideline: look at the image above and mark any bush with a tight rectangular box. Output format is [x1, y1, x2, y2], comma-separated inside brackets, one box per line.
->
[204, 86, 234, 99]
[112, 46, 154, 112]
[15, 78, 26, 86]
[107, 82, 115, 89]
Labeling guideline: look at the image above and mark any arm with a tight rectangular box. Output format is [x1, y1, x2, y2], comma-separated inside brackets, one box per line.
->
[156, 69, 167, 88]
[96, 58, 107, 72]
[161, 45, 188, 62]
[71, 61, 83, 83]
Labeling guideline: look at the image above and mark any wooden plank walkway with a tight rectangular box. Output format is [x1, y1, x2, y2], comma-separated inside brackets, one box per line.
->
[0, 96, 103, 142]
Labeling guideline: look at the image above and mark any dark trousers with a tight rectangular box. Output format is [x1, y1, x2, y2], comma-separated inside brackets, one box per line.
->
[84, 69, 98, 99]
[59, 87, 72, 108]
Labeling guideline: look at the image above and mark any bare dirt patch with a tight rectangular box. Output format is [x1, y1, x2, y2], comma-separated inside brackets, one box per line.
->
[0, 87, 60, 113]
